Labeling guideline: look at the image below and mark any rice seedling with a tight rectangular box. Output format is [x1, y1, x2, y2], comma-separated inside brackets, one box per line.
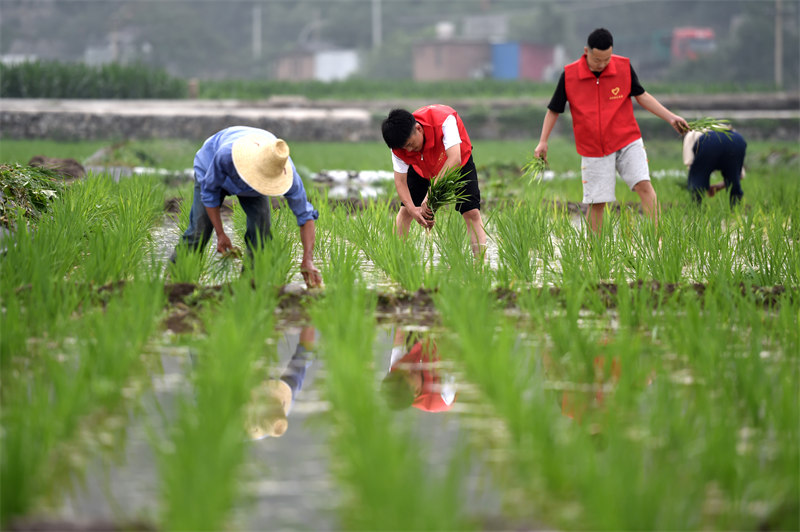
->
[685, 116, 733, 136]
[3, 137, 798, 531]
[157, 273, 279, 531]
[427, 165, 469, 213]
[431, 207, 483, 278]
[1, 279, 163, 525]
[310, 240, 472, 530]
[344, 199, 437, 291]
[492, 200, 555, 287]
[520, 154, 548, 183]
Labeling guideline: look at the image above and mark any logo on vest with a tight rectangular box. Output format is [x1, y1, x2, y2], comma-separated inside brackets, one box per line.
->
[609, 86, 624, 100]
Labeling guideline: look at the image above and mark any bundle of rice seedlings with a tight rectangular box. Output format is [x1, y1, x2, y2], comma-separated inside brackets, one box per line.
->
[427, 165, 468, 213]
[686, 117, 733, 137]
[521, 155, 548, 183]
[221, 246, 243, 260]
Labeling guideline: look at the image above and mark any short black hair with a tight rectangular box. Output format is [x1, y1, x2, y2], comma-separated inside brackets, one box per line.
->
[587, 28, 613, 50]
[382, 108, 416, 149]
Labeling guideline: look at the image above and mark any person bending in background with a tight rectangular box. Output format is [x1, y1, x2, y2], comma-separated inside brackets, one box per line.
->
[533, 28, 689, 233]
[170, 125, 322, 288]
[682, 127, 746, 206]
[381, 105, 487, 258]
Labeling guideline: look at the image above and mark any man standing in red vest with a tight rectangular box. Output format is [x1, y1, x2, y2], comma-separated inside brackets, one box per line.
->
[382, 105, 487, 258]
[534, 28, 689, 233]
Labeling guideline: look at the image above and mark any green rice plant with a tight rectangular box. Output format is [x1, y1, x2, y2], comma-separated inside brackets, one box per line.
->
[628, 208, 691, 284]
[310, 240, 472, 530]
[434, 274, 581, 525]
[158, 274, 279, 531]
[520, 154, 548, 183]
[556, 214, 623, 284]
[77, 174, 165, 284]
[493, 200, 557, 287]
[0, 174, 132, 364]
[685, 117, 733, 136]
[167, 241, 215, 285]
[1, 280, 163, 525]
[427, 165, 469, 214]
[431, 207, 484, 280]
[344, 200, 436, 291]
[735, 208, 794, 286]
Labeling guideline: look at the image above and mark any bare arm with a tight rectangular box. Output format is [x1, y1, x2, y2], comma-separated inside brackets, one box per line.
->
[635, 91, 688, 134]
[298, 219, 322, 288]
[204, 205, 232, 253]
[534, 109, 561, 161]
[395, 170, 432, 228]
[437, 144, 463, 179]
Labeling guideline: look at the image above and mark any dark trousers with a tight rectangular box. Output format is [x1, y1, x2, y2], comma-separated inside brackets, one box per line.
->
[688, 130, 746, 206]
[172, 175, 271, 260]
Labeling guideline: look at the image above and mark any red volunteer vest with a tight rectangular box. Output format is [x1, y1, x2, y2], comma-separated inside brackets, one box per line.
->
[564, 54, 641, 157]
[392, 104, 472, 179]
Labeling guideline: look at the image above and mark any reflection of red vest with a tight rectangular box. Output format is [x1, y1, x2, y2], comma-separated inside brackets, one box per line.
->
[391, 104, 472, 179]
[564, 55, 641, 157]
[391, 341, 456, 413]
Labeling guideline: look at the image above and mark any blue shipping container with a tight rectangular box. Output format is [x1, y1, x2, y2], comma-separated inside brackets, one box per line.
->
[492, 42, 519, 80]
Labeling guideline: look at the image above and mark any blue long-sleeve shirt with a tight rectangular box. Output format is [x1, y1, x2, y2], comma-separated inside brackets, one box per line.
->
[193, 126, 319, 226]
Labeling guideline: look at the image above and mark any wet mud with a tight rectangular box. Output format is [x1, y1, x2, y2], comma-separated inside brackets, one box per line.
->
[91, 279, 791, 335]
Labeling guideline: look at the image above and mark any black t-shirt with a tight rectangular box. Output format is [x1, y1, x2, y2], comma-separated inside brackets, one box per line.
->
[547, 63, 645, 113]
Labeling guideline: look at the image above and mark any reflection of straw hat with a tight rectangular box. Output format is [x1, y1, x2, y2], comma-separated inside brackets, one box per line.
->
[247, 379, 293, 440]
[231, 135, 293, 196]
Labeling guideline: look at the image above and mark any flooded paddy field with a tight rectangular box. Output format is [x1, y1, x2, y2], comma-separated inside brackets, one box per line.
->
[1, 137, 798, 530]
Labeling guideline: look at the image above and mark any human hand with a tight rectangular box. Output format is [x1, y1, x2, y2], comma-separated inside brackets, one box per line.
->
[412, 204, 434, 229]
[534, 142, 548, 163]
[215, 233, 233, 254]
[670, 115, 689, 135]
[300, 259, 322, 289]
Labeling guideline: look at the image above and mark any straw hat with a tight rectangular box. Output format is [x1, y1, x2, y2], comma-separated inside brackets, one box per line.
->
[231, 135, 293, 196]
[246, 379, 293, 440]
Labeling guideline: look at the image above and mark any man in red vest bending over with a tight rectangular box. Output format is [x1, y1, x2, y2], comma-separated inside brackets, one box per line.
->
[534, 28, 689, 234]
[382, 105, 487, 258]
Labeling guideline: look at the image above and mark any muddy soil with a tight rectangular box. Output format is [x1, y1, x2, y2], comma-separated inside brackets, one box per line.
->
[152, 279, 790, 334]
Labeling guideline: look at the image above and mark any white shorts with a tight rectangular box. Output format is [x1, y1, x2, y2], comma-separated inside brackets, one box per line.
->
[581, 138, 650, 204]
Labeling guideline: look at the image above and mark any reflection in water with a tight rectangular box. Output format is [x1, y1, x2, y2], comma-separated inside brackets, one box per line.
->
[381, 328, 457, 413]
[246, 327, 316, 439]
[549, 355, 622, 423]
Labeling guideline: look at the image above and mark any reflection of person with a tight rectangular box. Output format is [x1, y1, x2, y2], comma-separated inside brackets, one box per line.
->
[171, 126, 322, 288]
[533, 28, 689, 233]
[381, 106, 487, 258]
[246, 327, 315, 439]
[682, 128, 746, 206]
[559, 356, 621, 423]
[381, 329, 457, 412]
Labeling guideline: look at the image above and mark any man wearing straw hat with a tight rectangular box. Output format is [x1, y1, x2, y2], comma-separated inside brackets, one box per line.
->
[171, 126, 322, 288]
